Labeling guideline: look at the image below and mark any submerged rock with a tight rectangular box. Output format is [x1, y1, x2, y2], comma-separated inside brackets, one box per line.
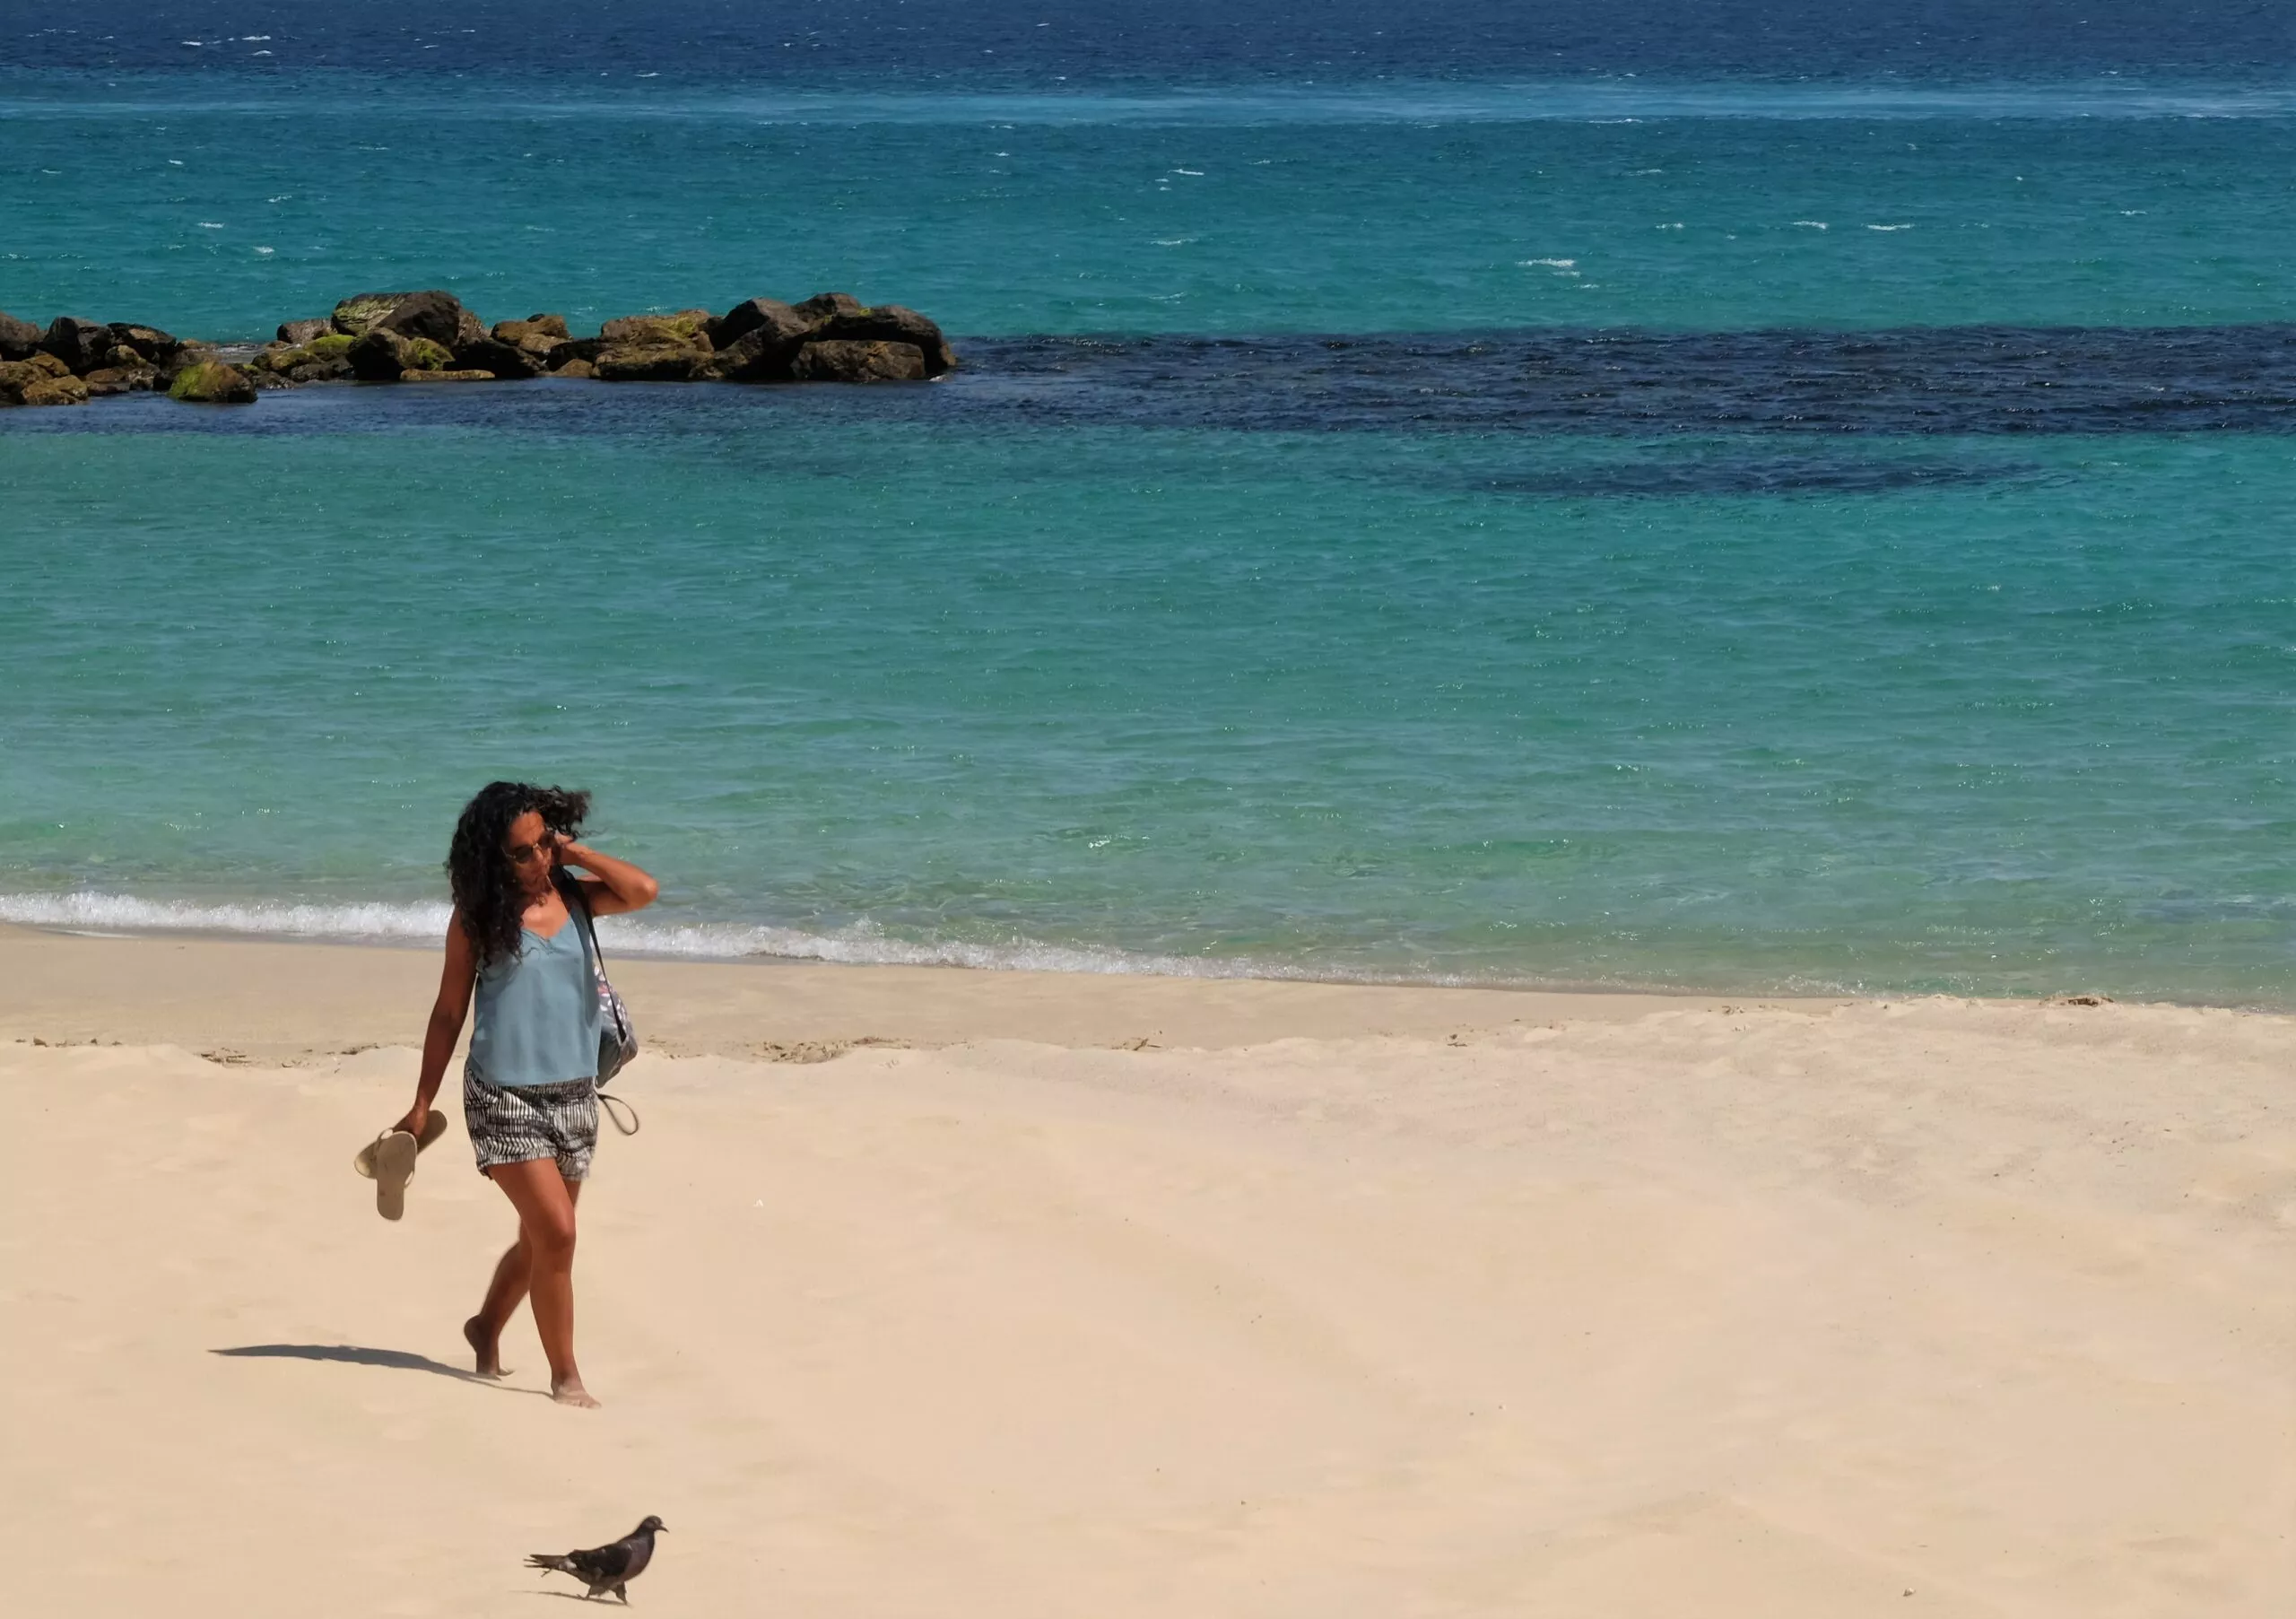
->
[167, 361, 257, 404]
[790, 339, 928, 383]
[399, 368, 496, 383]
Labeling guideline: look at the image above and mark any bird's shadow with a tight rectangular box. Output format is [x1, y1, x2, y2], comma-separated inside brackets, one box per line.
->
[212, 1343, 542, 1395]
[527, 1592, 621, 1603]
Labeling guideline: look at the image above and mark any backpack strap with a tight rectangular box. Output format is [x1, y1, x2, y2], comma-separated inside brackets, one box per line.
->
[559, 872, 604, 968]
[557, 874, 641, 1136]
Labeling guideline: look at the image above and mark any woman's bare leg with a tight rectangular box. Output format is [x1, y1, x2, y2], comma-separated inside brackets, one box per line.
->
[465, 1178, 581, 1376]
[479, 1161, 595, 1406]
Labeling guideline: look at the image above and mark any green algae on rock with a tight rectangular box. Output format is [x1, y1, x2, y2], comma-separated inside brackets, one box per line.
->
[166, 362, 257, 404]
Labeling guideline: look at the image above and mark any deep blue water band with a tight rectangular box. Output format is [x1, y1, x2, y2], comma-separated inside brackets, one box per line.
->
[13, 326, 2295, 442]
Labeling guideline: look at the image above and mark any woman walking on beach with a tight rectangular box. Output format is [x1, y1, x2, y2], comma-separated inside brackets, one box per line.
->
[393, 782, 658, 1407]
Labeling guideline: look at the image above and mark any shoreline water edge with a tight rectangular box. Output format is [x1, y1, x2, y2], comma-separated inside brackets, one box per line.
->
[0, 907, 2259, 1013]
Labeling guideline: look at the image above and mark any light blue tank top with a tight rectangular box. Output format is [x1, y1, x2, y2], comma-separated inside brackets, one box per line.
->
[467, 908, 602, 1088]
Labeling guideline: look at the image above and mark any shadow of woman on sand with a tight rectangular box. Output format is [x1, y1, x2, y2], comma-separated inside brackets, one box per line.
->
[212, 1343, 542, 1393]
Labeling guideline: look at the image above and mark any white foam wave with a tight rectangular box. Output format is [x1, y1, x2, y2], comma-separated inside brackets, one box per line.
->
[0, 891, 1478, 987]
[0, 892, 455, 941]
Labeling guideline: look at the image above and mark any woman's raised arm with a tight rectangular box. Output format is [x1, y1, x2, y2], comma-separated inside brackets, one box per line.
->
[556, 835, 660, 917]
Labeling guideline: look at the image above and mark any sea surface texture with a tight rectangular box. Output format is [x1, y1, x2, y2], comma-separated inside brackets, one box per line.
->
[3, 2, 2292, 1003]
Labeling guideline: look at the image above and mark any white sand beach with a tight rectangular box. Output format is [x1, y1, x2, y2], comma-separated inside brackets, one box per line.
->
[3, 922, 2290, 1616]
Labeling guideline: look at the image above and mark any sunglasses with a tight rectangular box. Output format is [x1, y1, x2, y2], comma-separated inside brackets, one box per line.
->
[505, 838, 556, 866]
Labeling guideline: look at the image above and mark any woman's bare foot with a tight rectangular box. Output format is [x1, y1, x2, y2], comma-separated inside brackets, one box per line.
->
[551, 1375, 601, 1409]
[463, 1314, 508, 1380]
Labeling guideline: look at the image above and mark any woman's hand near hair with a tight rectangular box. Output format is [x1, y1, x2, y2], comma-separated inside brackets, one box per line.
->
[396, 914, 477, 1137]
[554, 833, 661, 917]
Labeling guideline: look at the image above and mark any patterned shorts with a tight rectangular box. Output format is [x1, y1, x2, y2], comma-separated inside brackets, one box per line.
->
[463, 1067, 598, 1180]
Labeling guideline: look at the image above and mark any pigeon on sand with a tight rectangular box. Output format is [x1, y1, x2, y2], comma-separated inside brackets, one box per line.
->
[526, 1516, 666, 1602]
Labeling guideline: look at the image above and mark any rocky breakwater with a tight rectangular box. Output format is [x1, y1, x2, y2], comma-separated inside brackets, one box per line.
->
[0, 289, 955, 407]
[0, 309, 200, 406]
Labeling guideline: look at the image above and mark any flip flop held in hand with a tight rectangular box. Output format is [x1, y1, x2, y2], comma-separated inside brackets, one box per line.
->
[526, 1515, 666, 1602]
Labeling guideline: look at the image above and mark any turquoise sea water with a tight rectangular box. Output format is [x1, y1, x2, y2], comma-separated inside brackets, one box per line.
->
[4, 10, 2292, 1004]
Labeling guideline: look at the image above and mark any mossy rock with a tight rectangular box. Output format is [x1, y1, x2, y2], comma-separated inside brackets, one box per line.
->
[496, 315, 570, 344]
[330, 295, 404, 335]
[595, 344, 711, 381]
[0, 358, 53, 402]
[167, 361, 257, 404]
[306, 333, 355, 358]
[20, 374, 91, 406]
[599, 310, 713, 349]
[405, 337, 457, 370]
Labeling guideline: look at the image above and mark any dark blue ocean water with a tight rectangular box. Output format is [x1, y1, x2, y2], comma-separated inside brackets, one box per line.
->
[3, 3, 2292, 1002]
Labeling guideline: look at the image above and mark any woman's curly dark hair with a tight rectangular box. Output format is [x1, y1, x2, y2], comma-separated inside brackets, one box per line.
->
[447, 780, 591, 970]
